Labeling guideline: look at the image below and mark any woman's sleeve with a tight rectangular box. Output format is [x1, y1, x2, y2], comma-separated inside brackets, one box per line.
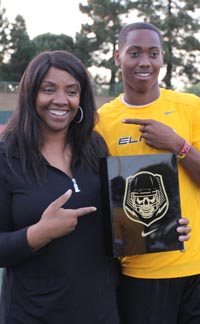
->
[0, 156, 34, 267]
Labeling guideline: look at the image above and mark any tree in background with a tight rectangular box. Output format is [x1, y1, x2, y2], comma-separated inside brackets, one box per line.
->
[33, 33, 74, 55]
[78, 0, 200, 92]
[121, 0, 200, 89]
[33, 33, 93, 78]
[0, 0, 199, 93]
[73, 32, 93, 68]
[78, 0, 134, 95]
[185, 83, 200, 96]
[2, 15, 36, 81]
[0, 1, 10, 77]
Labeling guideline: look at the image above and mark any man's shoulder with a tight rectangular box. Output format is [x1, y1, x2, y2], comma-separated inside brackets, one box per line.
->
[161, 88, 200, 106]
[98, 94, 122, 115]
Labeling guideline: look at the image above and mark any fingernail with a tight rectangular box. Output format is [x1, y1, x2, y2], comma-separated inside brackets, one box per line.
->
[91, 207, 97, 211]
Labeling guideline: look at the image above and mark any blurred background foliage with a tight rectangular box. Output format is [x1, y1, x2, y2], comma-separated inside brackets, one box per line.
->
[0, 0, 200, 96]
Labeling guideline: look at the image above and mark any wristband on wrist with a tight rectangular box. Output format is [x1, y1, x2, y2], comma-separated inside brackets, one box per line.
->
[177, 140, 191, 161]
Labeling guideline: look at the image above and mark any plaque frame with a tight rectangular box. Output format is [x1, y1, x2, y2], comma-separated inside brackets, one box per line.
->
[99, 153, 184, 257]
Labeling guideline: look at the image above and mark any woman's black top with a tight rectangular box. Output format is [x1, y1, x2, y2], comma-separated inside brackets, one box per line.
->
[0, 147, 120, 323]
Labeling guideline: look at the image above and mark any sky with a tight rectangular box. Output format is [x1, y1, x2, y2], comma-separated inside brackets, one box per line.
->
[1, 0, 89, 39]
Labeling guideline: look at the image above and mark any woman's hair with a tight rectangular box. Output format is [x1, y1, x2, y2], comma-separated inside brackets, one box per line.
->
[118, 22, 163, 50]
[1, 50, 108, 180]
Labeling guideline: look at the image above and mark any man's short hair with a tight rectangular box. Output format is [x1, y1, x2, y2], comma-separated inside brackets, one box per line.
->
[118, 22, 163, 50]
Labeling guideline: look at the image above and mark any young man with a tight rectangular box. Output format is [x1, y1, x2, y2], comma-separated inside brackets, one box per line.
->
[95, 22, 200, 324]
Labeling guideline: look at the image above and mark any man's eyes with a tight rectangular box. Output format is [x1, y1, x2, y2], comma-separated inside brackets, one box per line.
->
[151, 52, 159, 57]
[129, 51, 160, 58]
[129, 51, 139, 58]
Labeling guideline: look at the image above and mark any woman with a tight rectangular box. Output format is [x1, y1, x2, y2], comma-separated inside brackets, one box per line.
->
[0, 50, 120, 323]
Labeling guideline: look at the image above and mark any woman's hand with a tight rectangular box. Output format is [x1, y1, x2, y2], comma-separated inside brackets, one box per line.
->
[27, 189, 96, 250]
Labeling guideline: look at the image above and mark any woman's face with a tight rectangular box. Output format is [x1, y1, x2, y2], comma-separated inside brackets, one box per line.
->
[36, 67, 81, 134]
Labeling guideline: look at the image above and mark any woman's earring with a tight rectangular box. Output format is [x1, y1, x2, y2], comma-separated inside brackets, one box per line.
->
[75, 106, 84, 124]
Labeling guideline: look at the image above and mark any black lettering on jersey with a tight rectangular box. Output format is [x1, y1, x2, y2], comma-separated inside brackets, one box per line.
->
[118, 135, 142, 145]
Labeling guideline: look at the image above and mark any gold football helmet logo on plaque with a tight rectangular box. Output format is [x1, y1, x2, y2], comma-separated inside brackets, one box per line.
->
[123, 171, 169, 237]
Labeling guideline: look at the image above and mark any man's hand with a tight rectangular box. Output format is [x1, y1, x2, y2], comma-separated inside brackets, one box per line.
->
[122, 118, 184, 153]
[177, 217, 191, 242]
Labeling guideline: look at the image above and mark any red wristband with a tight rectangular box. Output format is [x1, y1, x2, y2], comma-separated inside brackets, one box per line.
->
[177, 140, 191, 161]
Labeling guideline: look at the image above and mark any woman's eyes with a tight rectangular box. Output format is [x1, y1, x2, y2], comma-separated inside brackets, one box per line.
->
[67, 90, 78, 95]
[43, 88, 55, 93]
[42, 88, 78, 95]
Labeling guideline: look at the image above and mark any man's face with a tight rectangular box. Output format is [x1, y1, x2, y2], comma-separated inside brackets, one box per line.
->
[115, 29, 164, 97]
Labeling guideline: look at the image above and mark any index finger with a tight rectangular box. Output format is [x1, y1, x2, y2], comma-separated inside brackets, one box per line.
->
[49, 189, 73, 209]
[75, 206, 97, 218]
[122, 118, 149, 125]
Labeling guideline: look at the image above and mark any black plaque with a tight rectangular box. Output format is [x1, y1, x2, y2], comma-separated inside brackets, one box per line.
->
[99, 153, 184, 257]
